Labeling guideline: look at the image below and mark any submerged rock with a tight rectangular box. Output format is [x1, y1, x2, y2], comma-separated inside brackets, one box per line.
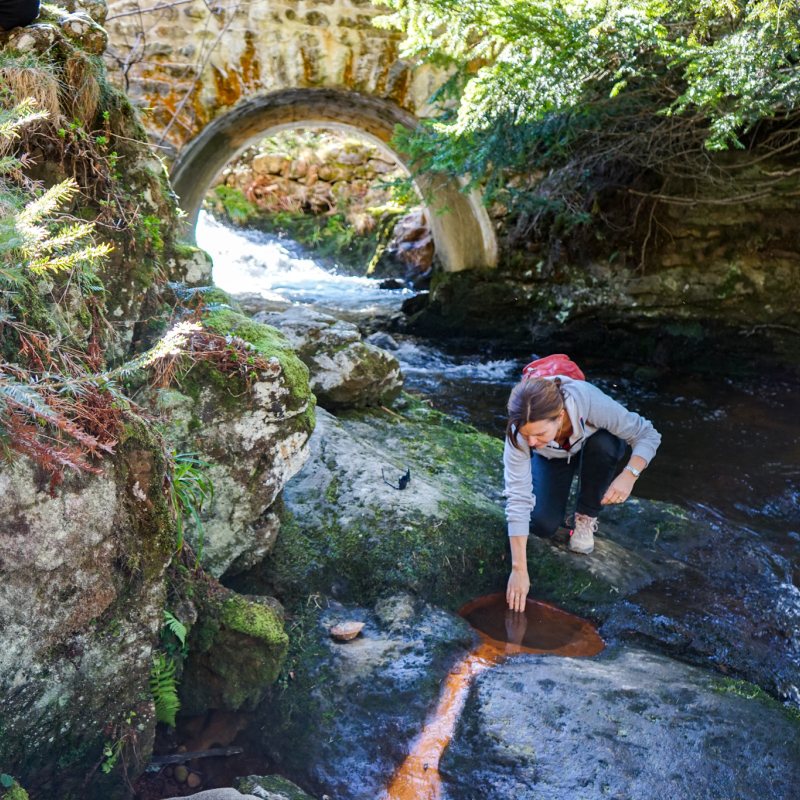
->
[253, 306, 403, 410]
[442, 646, 800, 800]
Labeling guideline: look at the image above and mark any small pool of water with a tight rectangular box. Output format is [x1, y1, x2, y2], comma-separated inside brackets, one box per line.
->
[459, 594, 605, 656]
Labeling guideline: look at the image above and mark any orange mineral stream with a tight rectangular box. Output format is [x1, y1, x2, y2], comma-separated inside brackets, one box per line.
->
[381, 594, 605, 800]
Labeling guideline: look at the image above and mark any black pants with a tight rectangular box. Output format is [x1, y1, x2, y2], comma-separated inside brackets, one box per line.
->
[0, 0, 39, 30]
[530, 429, 626, 538]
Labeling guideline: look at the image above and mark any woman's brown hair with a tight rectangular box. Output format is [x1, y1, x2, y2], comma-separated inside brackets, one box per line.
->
[505, 377, 564, 449]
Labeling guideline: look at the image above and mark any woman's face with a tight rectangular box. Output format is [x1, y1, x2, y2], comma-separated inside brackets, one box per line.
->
[518, 411, 564, 449]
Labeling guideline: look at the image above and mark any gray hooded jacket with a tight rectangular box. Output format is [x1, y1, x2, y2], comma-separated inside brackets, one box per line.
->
[503, 376, 661, 537]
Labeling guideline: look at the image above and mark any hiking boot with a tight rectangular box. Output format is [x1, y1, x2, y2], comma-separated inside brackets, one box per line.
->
[569, 513, 597, 554]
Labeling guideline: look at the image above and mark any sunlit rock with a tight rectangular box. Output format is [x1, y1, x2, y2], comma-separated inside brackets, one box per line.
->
[253, 306, 403, 410]
[153, 309, 315, 577]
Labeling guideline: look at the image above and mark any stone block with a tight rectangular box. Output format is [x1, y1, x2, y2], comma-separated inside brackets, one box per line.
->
[252, 152, 288, 175]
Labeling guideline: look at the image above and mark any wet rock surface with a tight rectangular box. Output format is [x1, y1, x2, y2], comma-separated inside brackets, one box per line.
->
[252, 306, 403, 410]
[258, 594, 478, 800]
[441, 646, 800, 800]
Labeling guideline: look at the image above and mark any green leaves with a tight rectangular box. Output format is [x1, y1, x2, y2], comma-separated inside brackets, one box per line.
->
[167, 450, 214, 565]
[163, 610, 187, 645]
[1, 774, 14, 788]
[150, 652, 180, 727]
[378, 0, 800, 233]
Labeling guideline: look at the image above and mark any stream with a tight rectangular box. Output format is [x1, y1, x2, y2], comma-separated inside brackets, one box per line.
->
[137, 214, 800, 799]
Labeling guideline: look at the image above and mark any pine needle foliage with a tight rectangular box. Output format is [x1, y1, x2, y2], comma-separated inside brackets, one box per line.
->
[375, 0, 800, 238]
[149, 651, 180, 727]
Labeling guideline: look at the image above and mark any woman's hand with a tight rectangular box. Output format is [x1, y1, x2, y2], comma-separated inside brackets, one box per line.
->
[507, 567, 530, 612]
[601, 470, 637, 505]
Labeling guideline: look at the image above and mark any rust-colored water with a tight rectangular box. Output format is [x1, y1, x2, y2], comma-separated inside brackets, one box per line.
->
[381, 594, 604, 800]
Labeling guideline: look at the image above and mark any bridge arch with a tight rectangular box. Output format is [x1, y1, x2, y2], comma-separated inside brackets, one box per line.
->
[170, 88, 498, 272]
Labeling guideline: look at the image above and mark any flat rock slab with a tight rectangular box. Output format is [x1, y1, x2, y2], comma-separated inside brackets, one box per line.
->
[442, 646, 800, 800]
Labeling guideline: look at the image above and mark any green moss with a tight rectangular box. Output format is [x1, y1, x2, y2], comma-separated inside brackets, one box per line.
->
[141, 215, 163, 250]
[234, 775, 314, 800]
[3, 782, 29, 800]
[204, 309, 312, 410]
[213, 186, 258, 225]
[712, 677, 800, 725]
[173, 240, 200, 258]
[221, 595, 289, 647]
[117, 418, 175, 580]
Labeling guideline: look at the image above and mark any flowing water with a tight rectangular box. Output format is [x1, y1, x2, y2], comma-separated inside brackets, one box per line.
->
[147, 215, 800, 799]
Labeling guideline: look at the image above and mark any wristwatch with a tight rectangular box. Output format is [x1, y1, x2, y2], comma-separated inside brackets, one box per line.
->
[624, 465, 641, 478]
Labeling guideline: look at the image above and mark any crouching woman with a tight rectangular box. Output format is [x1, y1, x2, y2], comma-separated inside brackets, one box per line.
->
[504, 375, 661, 612]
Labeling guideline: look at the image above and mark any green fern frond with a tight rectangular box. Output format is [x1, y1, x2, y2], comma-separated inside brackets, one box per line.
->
[163, 611, 187, 645]
[149, 652, 180, 727]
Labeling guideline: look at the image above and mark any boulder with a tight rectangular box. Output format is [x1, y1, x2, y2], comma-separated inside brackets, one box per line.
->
[57, 11, 108, 54]
[257, 398, 800, 700]
[366, 158, 396, 175]
[260, 402, 513, 608]
[60, 0, 108, 25]
[442, 646, 800, 800]
[364, 331, 399, 350]
[180, 591, 289, 714]
[0, 23, 58, 54]
[252, 306, 403, 410]
[153, 309, 315, 577]
[0, 424, 173, 798]
[252, 153, 289, 175]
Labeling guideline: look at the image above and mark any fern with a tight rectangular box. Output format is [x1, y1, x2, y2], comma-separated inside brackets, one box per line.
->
[162, 610, 186, 645]
[149, 652, 180, 727]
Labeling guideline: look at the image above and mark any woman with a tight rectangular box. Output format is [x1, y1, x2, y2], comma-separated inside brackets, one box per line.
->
[504, 374, 661, 612]
[0, 0, 39, 31]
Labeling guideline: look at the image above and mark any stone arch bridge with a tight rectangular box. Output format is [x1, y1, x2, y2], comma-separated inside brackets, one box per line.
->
[104, 0, 497, 271]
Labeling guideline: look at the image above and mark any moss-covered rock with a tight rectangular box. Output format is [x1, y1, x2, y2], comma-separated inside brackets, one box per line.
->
[0, 421, 174, 799]
[179, 590, 289, 714]
[253, 306, 403, 410]
[252, 400, 612, 613]
[152, 309, 316, 577]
